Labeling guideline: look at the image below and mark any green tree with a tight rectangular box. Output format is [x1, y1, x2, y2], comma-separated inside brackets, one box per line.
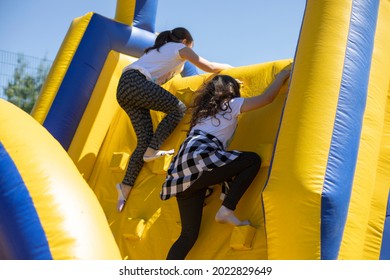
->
[3, 54, 50, 113]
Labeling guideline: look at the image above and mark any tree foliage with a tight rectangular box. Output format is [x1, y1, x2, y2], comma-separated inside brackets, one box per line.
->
[3, 55, 50, 113]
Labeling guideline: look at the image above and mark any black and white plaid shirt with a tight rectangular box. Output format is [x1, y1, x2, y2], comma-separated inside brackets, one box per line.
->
[161, 129, 241, 200]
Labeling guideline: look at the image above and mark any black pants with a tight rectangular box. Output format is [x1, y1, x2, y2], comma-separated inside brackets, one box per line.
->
[166, 151, 261, 260]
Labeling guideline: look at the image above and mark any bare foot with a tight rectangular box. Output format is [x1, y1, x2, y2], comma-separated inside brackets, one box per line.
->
[116, 183, 132, 212]
[215, 206, 250, 226]
[143, 148, 174, 162]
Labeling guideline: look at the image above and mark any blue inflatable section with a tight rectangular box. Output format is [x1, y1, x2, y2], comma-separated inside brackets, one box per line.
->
[380, 192, 390, 259]
[43, 14, 152, 150]
[43, 4, 198, 150]
[321, 0, 379, 260]
[0, 143, 52, 260]
[133, 0, 158, 32]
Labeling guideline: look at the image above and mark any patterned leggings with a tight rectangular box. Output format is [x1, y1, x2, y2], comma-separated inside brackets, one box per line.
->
[116, 69, 186, 186]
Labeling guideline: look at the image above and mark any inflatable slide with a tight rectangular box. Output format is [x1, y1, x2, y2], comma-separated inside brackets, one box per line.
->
[1, 0, 389, 260]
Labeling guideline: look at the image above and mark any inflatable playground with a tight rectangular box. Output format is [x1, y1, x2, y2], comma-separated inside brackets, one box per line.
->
[1, 0, 389, 260]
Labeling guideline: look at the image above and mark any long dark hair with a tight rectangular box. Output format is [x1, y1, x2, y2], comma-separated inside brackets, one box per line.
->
[144, 27, 193, 53]
[189, 75, 241, 130]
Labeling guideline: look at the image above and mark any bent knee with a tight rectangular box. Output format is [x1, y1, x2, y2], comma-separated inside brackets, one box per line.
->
[244, 152, 262, 169]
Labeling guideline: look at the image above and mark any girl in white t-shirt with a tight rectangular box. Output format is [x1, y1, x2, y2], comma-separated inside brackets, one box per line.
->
[116, 27, 232, 212]
[163, 69, 291, 259]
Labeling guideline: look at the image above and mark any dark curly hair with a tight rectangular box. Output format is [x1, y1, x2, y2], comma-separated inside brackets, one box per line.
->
[144, 27, 193, 53]
[189, 75, 241, 130]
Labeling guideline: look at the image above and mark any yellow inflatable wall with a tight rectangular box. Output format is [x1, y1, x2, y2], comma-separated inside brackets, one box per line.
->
[263, 0, 390, 260]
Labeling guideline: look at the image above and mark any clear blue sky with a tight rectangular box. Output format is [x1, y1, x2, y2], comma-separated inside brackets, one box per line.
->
[0, 0, 306, 67]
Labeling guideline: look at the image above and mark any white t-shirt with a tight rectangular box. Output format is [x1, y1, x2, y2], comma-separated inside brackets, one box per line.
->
[123, 42, 187, 84]
[191, 98, 244, 148]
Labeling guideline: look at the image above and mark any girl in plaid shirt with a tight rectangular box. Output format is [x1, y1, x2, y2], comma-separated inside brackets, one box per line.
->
[163, 69, 291, 259]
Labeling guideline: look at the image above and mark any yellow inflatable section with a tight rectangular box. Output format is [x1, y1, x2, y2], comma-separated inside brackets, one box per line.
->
[0, 99, 121, 259]
[263, 0, 390, 260]
[88, 60, 291, 260]
[1, 0, 389, 260]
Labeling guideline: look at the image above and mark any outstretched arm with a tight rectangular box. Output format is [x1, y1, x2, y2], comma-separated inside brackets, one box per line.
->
[240, 68, 291, 113]
[179, 47, 233, 73]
